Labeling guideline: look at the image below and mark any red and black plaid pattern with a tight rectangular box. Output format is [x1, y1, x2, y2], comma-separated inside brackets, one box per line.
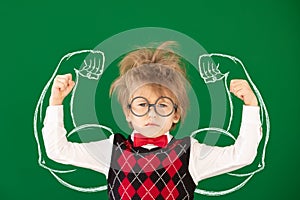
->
[107, 134, 196, 200]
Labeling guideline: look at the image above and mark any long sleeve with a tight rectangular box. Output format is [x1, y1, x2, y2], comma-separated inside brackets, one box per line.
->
[189, 105, 262, 184]
[42, 105, 113, 178]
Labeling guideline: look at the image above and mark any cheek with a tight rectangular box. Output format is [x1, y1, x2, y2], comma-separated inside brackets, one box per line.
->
[128, 115, 145, 127]
[159, 118, 174, 130]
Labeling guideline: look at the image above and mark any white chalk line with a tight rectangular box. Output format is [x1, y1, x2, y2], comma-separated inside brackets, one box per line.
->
[33, 50, 110, 192]
[193, 53, 270, 196]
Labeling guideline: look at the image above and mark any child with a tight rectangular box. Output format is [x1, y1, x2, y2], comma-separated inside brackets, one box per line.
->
[42, 41, 262, 199]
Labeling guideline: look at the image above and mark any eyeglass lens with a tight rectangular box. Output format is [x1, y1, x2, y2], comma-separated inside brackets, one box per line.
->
[130, 96, 176, 117]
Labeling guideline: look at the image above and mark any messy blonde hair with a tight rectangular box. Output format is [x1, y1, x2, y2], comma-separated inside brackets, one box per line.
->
[110, 41, 189, 124]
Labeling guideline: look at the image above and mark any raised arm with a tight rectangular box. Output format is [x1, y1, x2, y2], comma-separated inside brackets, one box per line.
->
[42, 73, 112, 176]
[189, 79, 262, 183]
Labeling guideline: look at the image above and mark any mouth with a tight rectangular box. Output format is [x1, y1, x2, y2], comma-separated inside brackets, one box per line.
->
[145, 123, 159, 127]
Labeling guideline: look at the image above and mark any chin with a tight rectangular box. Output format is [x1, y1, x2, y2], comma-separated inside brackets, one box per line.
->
[136, 127, 163, 138]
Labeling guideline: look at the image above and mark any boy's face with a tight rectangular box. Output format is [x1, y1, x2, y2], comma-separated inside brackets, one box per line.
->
[126, 85, 180, 138]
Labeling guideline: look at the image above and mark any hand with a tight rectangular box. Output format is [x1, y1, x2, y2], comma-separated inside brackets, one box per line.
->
[49, 73, 75, 106]
[76, 51, 104, 80]
[230, 79, 258, 106]
[198, 54, 226, 83]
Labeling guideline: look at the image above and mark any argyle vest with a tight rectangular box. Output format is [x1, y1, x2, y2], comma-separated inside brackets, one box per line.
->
[107, 133, 196, 200]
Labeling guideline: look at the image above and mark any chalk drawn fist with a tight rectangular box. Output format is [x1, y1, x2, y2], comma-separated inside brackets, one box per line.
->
[50, 73, 75, 106]
[198, 54, 227, 83]
[76, 51, 104, 80]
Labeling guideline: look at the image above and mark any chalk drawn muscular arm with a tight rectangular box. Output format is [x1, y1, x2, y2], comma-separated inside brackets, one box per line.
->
[192, 53, 267, 196]
[190, 79, 262, 196]
[43, 73, 112, 177]
[40, 50, 112, 190]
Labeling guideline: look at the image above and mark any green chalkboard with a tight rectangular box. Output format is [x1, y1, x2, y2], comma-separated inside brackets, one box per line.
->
[1, 0, 299, 199]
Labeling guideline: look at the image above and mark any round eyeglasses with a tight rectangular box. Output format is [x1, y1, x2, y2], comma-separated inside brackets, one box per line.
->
[127, 96, 178, 117]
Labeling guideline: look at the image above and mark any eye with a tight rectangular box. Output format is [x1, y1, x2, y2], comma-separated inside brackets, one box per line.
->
[157, 103, 168, 108]
[138, 103, 148, 107]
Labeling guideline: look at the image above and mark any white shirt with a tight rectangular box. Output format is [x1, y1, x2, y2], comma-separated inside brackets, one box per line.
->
[42, 105, 262, 184]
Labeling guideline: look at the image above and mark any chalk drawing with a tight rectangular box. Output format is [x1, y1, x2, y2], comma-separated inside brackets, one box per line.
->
[192, 53, 270, 196]
[34, 50, 111, 192]
[34, 51, 269, 196]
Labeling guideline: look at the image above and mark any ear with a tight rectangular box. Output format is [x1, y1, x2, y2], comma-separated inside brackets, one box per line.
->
[172, 113, 180, 124]
[120, 104, 131, 122]
[125, 110, 132, 123]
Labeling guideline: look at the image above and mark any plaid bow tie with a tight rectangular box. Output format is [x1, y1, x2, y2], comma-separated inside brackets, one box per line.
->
[133, 133, 168, 148]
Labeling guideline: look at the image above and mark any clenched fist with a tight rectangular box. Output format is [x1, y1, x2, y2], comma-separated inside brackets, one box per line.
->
[49, 73, 75, 106]
[230, 79, 258, 106]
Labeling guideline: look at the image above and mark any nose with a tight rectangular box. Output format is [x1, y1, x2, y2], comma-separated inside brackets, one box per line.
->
[148, 105, 157, 118]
